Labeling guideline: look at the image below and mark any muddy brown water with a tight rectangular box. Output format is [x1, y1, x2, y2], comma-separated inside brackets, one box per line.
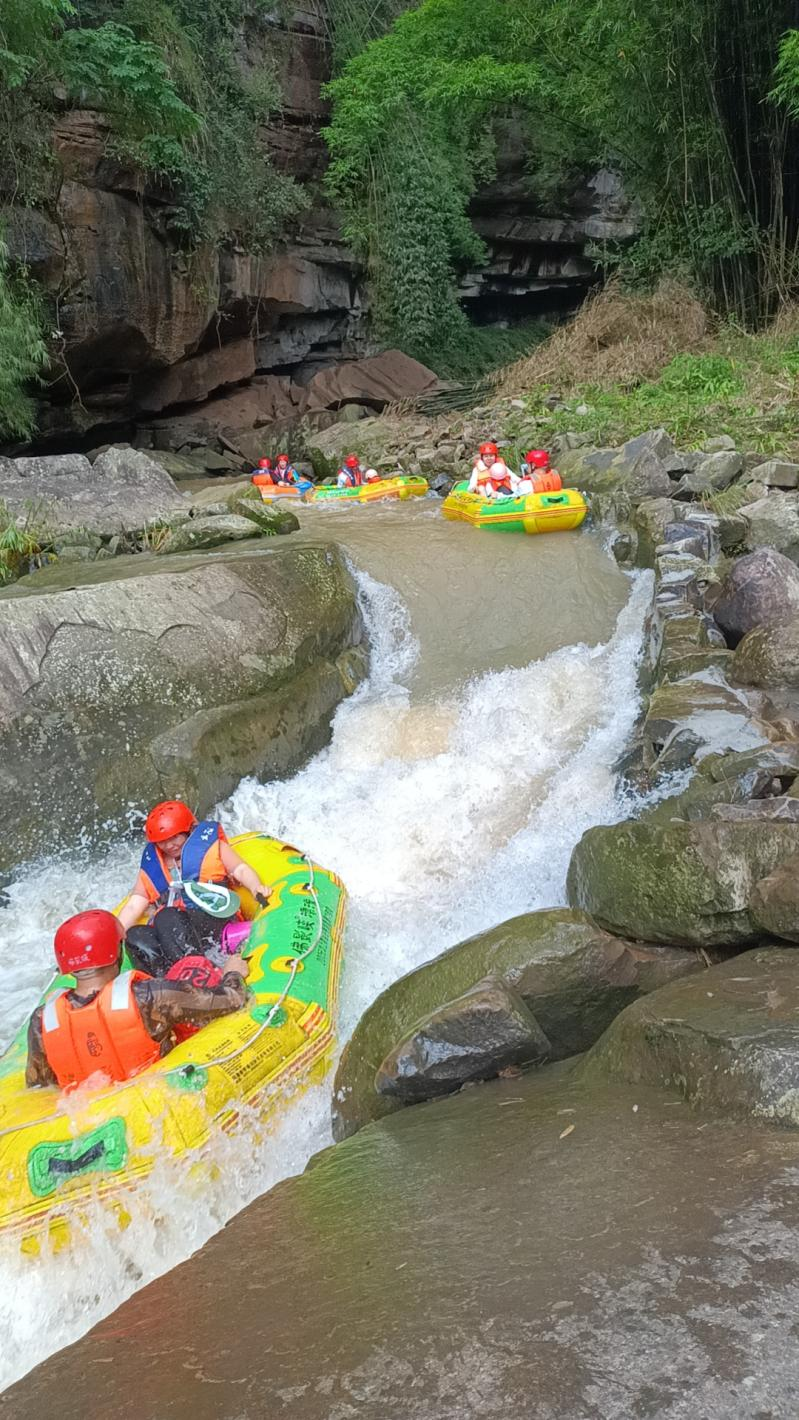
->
[6, 1066, 799, 1419]
[8, 497, 787, 1411]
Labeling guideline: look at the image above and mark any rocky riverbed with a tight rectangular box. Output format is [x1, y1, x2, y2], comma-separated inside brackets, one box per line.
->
[327, 422, 799, 1146]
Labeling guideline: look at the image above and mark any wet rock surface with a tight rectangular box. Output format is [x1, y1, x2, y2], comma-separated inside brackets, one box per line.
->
[567, 818, 799, 946]
[0, 543, 365, 872]
[7, 1070, 799, 1420]
[334, 909, 703, 1139]
[374, 976, 550, 1102]
[585, 948, 799, 1126]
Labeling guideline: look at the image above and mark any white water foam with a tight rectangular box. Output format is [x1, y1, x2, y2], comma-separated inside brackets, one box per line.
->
[0, 560, 652, 1390]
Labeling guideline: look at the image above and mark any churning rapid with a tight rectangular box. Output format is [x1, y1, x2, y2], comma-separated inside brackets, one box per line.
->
[0, 499, 651, 1389]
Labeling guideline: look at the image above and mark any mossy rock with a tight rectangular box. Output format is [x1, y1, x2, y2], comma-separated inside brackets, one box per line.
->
[332, 908, 701, 1139]
[567, 818, 799, 946]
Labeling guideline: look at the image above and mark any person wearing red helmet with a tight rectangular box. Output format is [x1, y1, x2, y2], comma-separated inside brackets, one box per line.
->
[336, 454, 379, 489]
[25, 910, 249, 1090]
[273, 453, 299, 487]
[517, 449, 561, 495]
[468, 441, 518, 499]
[116, 801, 271, 977]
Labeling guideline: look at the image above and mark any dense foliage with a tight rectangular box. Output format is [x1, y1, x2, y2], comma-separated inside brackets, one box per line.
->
[325, 0, 799, 360]
[0, 0, 304, 436]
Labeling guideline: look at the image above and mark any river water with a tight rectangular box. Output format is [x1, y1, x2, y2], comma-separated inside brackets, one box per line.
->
[0, 498, 649, 1390]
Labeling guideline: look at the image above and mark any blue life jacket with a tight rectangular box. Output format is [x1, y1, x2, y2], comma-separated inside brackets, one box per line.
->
[139, 820, 224, 900]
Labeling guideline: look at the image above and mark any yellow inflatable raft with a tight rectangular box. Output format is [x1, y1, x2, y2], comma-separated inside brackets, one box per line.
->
[307, 475, 428, 505]
[0, 833, 345, 1252]
[442, 481, 588, 534]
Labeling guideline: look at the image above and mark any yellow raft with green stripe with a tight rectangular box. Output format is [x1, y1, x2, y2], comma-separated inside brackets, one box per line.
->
[442, 481, 587, 534]
[0, 833, 345, 1251]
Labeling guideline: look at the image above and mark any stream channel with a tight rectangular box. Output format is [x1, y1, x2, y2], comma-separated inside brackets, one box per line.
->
[0, 497, 658, 1395]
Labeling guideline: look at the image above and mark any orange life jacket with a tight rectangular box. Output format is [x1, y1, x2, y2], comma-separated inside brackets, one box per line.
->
[532, 470, 562, 493]
[137, 821, 229, 907]
[41, 971, 159, 1089]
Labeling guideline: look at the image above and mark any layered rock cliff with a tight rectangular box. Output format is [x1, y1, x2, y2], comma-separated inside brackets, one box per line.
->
[4, 3, 637, 451]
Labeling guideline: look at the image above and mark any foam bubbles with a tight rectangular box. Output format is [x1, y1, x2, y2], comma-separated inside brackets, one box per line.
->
[0, 550, 651, 1388]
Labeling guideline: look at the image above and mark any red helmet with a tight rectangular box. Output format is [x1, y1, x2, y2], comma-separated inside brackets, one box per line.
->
[258, 458, 272, 469]
[54, 910, 123, 975]
[345, 454, 360, 469]
[525, 449, 550, 468]
[145, 800, 197, 844]
[276, 453, 288, 464]
[479, 442, 498, 460]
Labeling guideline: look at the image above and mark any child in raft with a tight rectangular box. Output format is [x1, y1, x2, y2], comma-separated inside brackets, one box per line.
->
[468, 442, 519, 499]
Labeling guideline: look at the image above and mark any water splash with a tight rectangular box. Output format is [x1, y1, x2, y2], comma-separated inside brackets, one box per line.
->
[0, 549, 651, 1390]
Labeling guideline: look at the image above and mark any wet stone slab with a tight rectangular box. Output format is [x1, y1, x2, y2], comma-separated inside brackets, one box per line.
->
[5, 1069, 799, 1420]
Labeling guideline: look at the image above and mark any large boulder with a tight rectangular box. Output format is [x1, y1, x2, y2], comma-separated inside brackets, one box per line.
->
[732, 616, 799, 689]
[333, 908, 703, 1138]
[567, 818, 799, 946]
[0, 544, 365, 871]
[739, 492, 799, 562]
[673, 450, 743, 498]
[642, 673, 772, 771]
[750, 853, 799, 941]
[712, 548, 799, 643]
[749, 459, 799, 491]
[303, 350, 439, 411]
[228, 495, 300, 536]
[0, 448, 187, 536]
[584, 948, 799, 1126]
[374, 977, 551, 1103]
[158, 514, 260, 554]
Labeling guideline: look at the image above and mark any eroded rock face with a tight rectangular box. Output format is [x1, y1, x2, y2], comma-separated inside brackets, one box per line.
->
[750, 853, 799, 941]
[0, 543, 365, 871]
[567, 818, 799, 946]
[333, 908, 702, 1138]
[584, 949, 799, 1127]
[0, 448, 187, 534]
[713, 549, 799, 643]
[374, 977, 551, 1103]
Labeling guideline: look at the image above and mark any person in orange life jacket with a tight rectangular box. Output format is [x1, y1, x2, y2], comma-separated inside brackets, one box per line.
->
[117, 801, 271, 977]
[468, 442, 518, 499]
[252, 457, 273, 480]
[25, 910, 249, 1090]
[336, 454, 379, 489]
[517, 449, 562, 495]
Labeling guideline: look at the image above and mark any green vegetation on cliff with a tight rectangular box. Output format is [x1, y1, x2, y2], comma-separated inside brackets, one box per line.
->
[325, 0, 799, 361]
[0, 0, 304, 435]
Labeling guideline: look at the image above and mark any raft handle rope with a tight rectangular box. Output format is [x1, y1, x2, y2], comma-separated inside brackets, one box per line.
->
[176, 854, 324, 1081]
[0, 853, 326, 1141]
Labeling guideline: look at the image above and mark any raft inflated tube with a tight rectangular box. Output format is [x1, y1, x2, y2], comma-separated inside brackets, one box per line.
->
[307, 475, 429, 504]
[251, 475, 313, 502]
[0, 833, 345, 1252]
[441, 481, 587, 534]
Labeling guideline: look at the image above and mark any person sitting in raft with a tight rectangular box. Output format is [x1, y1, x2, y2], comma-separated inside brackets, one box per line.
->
[251, 457, 274, 483]
[336, 454, 379, 489]
[517, 450, 563, 495]
[273, 453, 300, 485]
[468, 442, 518, 499]
[116, 801, 272, 977]
[25, 910, 249, 1089]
